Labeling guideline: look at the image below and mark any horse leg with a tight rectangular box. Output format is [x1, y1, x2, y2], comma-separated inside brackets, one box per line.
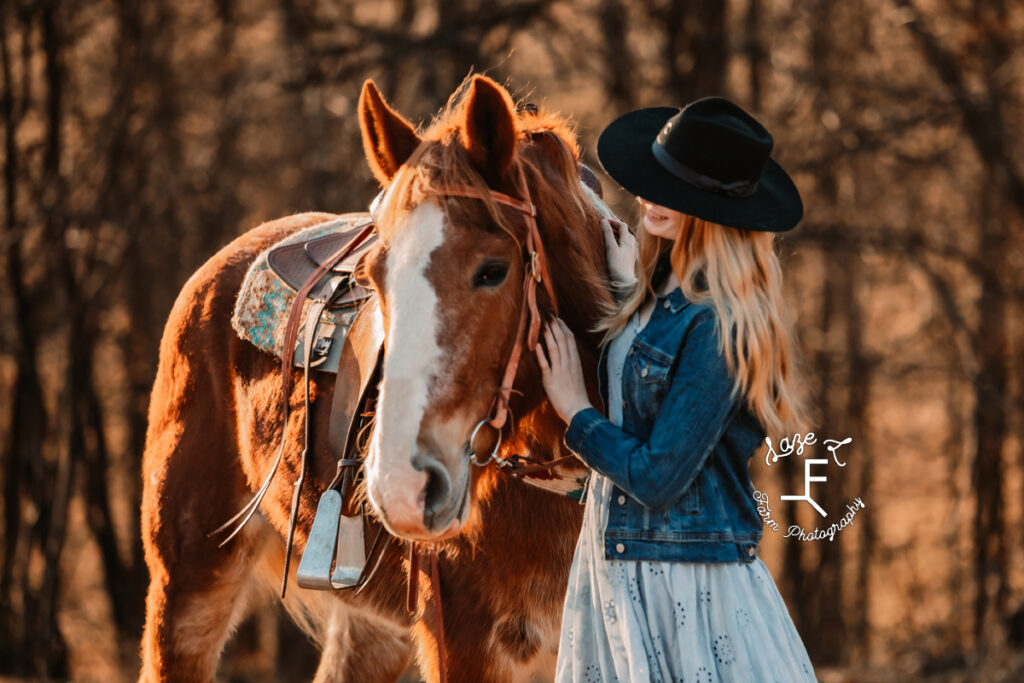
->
[416, 610, 558, 683]
[412, 553, 561, 683]
[139, 328, 269, 681]
[309, 600, 413, 683]
[259, 539, 414, 683]
[141, 471, 412, 683]
[140, 505, 270, 683]
[138, 234, 289, 682]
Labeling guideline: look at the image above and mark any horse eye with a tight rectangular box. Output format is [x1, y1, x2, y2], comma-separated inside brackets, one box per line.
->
[472, 260, 510, 288]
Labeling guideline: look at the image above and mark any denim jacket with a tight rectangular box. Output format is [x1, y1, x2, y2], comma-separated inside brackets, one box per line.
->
[563, 285, 766, 563]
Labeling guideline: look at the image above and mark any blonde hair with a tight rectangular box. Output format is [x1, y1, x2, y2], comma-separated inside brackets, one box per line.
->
[597, 206, 810, 438]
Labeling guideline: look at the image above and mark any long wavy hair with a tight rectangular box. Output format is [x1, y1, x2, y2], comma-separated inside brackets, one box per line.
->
[597, 204, 811, 438]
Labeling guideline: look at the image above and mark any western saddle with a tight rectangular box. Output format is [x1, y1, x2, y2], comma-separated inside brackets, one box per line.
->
[214, 214, 387, 598]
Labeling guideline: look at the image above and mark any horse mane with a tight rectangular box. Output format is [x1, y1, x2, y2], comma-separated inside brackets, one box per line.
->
[374, 74, 616, 333]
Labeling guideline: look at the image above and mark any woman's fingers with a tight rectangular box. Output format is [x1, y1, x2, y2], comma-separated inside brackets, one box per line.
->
[535, 343, 550, 375]
[600, 218, 619, 246]
[554, 318, 580, 363]
[554, 317, 572, 341]
[601, 220, 618, 250]
[548, 318, 575, 368]
[543, 324, 560, 364]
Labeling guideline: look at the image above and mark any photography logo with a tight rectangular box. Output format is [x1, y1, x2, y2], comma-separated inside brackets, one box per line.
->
[752, 433, 865, 542]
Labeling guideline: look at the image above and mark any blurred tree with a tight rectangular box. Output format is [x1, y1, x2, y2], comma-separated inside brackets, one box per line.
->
[894, 0, 1021, 648]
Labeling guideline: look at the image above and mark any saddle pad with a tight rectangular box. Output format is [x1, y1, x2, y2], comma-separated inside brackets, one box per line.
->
[231, 215, 373, 366]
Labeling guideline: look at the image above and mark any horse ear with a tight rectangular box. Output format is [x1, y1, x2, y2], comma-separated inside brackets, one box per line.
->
[359, 80, 422, 186]
[460, 76, 518, 183]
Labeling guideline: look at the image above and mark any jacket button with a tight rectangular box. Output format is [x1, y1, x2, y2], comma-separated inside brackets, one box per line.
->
[663, 299, 671, 309]
[615, 543, 626, 554]
[617, 495, 626, 505]
[747, 545, 757, 557]
[641, 365, 649, 377]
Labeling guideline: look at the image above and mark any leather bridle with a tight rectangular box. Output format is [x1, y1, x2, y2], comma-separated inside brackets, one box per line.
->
[431, 163, 560, 467]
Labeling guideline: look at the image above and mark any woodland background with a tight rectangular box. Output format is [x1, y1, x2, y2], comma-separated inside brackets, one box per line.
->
[1, 0, 1023, 681]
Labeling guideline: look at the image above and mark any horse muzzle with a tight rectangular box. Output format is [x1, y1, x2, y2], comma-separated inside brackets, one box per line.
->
[367, 446, 471, 541]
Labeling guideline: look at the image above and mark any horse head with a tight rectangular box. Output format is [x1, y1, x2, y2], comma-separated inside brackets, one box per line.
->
[359, 75, 616, 542]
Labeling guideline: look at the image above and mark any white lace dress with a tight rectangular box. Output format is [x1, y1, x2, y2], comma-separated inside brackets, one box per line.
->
[555, 302, 818, 683]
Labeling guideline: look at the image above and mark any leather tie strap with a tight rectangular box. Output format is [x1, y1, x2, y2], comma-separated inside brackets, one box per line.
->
[280, 295, 330, 597]
[406, 544, 419, 614]
[428, 550, 447, 683]
[407, 542, 448, 683]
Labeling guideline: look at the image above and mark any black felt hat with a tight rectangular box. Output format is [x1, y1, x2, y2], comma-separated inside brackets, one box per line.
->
[596, 98, 803, 232]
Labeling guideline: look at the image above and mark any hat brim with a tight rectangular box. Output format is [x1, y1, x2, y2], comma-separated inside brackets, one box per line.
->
[596, 107, 803, 232]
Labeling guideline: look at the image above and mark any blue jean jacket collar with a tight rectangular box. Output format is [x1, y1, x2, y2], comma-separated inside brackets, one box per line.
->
[662, 287, 689, 314]
[597, 285, 691, 402]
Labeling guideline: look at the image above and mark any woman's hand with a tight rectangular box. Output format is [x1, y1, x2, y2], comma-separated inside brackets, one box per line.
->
[535, 317, 593, 424]
[600, 217, 637, 287]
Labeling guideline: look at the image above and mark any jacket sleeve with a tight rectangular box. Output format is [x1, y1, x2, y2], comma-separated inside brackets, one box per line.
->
[563, 308, 740, 511]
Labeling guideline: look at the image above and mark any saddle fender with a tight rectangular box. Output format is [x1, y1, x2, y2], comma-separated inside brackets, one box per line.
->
[328, 294, 384, 498]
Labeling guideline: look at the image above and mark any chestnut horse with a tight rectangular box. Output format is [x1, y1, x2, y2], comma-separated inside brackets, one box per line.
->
[140, 75, 616, 682]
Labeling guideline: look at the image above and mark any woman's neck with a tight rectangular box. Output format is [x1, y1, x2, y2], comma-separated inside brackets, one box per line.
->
[657, 270, 679, 296]
[651, 249, 673, 291]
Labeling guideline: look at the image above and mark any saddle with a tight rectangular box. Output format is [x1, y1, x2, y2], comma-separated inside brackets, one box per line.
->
[267, 222, 376, 300]
[267, 217, 377, 372]
[219, 214, 388, 597]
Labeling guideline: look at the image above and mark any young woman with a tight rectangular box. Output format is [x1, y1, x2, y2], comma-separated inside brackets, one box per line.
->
[536, 98, 818, 682]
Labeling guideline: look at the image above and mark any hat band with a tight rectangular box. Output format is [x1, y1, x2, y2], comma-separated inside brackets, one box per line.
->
[651, 141, 759, 198]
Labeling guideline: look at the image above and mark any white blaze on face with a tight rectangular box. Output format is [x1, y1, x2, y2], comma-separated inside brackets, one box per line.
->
[366, 201, 447, 525]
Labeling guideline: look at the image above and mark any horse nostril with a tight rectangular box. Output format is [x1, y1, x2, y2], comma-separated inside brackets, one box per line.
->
[411, 453, 452, 519]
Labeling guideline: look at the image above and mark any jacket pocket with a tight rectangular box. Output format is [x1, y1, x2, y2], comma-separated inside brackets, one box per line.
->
[658, 481, 701, 533]
[669, 472, 703, 517]
[629, 344, 671, 385]
[650, 481, 701, 533]
[681, 478, 701, 515]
